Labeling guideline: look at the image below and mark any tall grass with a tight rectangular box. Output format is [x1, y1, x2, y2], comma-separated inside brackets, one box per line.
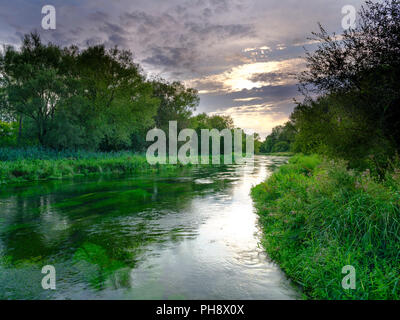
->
[0, 147, 135, 161]
[0, 147, 186, 184]
[251, 154, 400, 299]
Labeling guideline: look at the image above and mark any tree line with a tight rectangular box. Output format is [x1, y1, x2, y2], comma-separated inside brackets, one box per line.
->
[0, 33, 234, 152]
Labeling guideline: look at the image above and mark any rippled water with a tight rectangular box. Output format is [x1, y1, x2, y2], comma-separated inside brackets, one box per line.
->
[0, 155, 299, 300]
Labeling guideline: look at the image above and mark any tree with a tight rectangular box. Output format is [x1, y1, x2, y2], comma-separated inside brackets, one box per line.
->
[0, 121, 17, 146]
[151, 79, 199, 132]
[190, 113, 235, 155]
[73, 45, 159, 151]
[0, 33, 70, 146]
[190, 113, 234, 131]
[260, 122, 296, 153]
[298, 0, 400, 151]
[0, 34, 160, 151]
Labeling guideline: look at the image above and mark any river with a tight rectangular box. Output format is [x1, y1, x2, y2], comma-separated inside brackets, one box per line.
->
[0, 155, 299, 299]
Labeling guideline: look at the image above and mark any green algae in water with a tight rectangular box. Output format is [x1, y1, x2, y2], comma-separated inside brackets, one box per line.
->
[73, 243, 131, 290]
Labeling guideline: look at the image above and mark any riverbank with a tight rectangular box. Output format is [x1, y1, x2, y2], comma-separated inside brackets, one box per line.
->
[251, 154, 400, 299]
[257, 152, 295, 157]
[0, 148, 183, 185]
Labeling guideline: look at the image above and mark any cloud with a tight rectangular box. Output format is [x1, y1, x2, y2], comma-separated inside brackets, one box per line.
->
[210, 99, 295, 137]
[184, 22, 254, 40]
[249, 71, 297, 84]
[199, 84, 299, 111]
[233, 97, 262, 102]
[188, 58, 304, 93]
[143, 46, 197, 70]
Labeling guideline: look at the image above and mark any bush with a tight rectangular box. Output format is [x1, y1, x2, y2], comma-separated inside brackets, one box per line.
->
[272, 141, 290, 153]
[0, 121, 18, 147]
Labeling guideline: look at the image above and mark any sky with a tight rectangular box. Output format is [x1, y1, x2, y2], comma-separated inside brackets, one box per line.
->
[0, 0, 366, 137]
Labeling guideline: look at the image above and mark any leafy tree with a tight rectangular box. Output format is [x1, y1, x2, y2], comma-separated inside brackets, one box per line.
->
[0, 33, 71, 146]
[298, 0, 400, 153]
[0, 121, 17, 146]
[260, 122, 296, 153]
[73, 45, 159, 151]
[273, 141, 290, 153]
[190, 113, 234, 131]
[152, 79, 199, 132]
[253, 132, 262, 154]
[0, 34, 160, 151]
[190, 113, 236, 155]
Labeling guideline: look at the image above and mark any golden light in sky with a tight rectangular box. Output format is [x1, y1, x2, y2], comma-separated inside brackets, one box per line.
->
[191, 58, 303, 94]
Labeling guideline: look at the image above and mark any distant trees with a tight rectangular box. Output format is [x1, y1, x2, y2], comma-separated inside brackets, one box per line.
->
[190, 113, 234, 132]
[190, 113, 234, 155]
[260, 122, 296, 154]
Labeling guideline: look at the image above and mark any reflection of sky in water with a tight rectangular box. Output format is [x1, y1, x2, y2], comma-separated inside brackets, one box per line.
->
[0, 156, 299, 299]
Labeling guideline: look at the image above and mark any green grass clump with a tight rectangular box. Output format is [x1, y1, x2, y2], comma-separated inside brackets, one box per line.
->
[0, 153, 183, 184]
[251, 154, 400, 300]
[258, 151, 295, 157]
[0, 147, 138, 161]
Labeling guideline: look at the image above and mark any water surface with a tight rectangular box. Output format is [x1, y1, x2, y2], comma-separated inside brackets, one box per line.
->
[0, 155, 298, 299]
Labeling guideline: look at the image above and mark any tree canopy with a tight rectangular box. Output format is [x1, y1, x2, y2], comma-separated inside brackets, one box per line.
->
[0, 33, 202, 151]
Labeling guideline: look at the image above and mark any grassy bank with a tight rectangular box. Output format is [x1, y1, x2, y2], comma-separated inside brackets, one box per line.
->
[0, 148, 183, 185]
[251, 154, 400, 299]
[257, 152, 295, 157]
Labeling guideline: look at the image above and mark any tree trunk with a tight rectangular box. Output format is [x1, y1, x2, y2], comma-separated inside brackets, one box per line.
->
[17, 115, 22, 146]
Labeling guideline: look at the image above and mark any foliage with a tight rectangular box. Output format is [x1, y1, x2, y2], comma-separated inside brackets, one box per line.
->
[0, 146, 136, 161]
[251, 154, 400, 299]
[0, 121, 18, 147]
[0, 33, 199, 152]
[260, 122, 296, 154]
[0, 152, 183, 185]
[152, 78, 199, 132]
[190, 113, 234, 131]
[289, 94, 392, 170]
[290, 0, 400, 168]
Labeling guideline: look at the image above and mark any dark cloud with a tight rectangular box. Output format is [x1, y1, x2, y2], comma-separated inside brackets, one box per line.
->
[209, 0, 230, 14]
[106, 33, 129, 47]
[184, 22, 254, 40]
[99, 22, 127, 35]
[143, 46, 197, 69]
[249, 71, 296, 84]
[89, 11, 109, 21]
[121, 11, 172, 29]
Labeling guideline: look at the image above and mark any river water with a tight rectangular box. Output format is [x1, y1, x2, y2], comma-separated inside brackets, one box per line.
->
[0, 155, 299, 299]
